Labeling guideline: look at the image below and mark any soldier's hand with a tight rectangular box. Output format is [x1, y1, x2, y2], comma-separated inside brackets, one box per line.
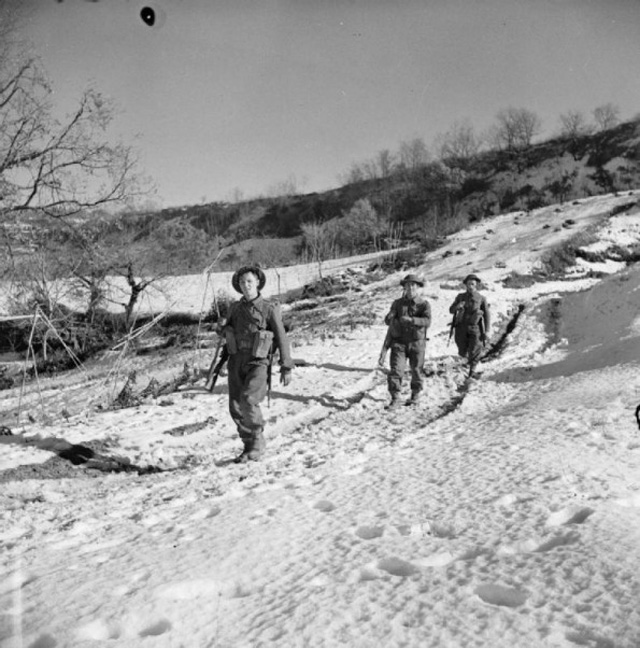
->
[377, 353, 387, 368]
[215, 317, 228, 334]
[280, 369, 292, 386]
[399, 315, 412, 324]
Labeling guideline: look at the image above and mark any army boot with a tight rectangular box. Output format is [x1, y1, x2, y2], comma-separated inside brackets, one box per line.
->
[247, 432, 266, 462]
[468, 363, 482, 379]
[233, 437, 253, 464]
[385, 395, 401, 410]
[405, 391, 421, 406]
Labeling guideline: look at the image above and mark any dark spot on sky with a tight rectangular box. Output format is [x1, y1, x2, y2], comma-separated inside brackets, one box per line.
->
[141, 7, 156, 27]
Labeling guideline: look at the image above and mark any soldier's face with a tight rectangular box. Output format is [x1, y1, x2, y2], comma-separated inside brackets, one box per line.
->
[465, 279, 478, 292]
[239, 272, 259, 300]
[403, 282, 419, 298]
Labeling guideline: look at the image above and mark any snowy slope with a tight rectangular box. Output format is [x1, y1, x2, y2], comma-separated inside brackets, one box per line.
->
[1, 192, 640, 648]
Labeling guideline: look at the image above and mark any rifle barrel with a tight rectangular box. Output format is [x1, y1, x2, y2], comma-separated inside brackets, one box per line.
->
[205, 341, 227, 391]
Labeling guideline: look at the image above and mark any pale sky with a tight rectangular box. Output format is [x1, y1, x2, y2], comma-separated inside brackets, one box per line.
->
[11, 0, 640, 207]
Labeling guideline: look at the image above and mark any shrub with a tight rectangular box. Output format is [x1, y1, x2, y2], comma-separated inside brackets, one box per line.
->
[539, 231, 599, 277]
[460, 175, 493, 197]
[501, 272, 540, 289]
[367, 247, 424, 272]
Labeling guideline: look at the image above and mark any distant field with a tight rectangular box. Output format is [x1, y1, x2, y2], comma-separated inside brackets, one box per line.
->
[0, 247, 413, 318]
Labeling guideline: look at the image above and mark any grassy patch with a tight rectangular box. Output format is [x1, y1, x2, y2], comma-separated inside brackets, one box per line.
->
[501, 272, 542, 289]
[535, 297, 564, 354]
[538, 230, 600, 278]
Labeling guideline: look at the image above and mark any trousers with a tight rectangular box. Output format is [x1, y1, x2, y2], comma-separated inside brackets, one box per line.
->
[227, 351, 269, 441]
[387, 340, 425, 395]
[454, 325, 483, 367]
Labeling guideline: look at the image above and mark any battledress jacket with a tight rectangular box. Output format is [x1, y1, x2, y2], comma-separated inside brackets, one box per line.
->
[384, 296, 431, 344]
[449, 291, 490, 333]
[224, 295, 294, 370]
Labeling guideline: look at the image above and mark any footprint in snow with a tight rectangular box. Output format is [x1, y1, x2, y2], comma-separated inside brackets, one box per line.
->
[154, 578, 254, 601]
[413, 551, 458, 567]
[361, 553, 459, 577]
[475, 583, 528, 608]
[354, 525, 384, 540]
[22, 633, 57, 648]
[154, 579, 220, 601]
[189, 505, 221, 521]
[74, 618, 122, 641]
[497, 531, 579, 555]
[535, 532, 580, 552]
[357, 557, 420, 580]
[75, 615, 173, 641]
[377, 556, 420, 577]
[139, 618, 172, 637]
[313, 500, 335, 513]
[394, 520, 458, 539]
[496, 493, 533, 508]
[546, 505, 594, 527]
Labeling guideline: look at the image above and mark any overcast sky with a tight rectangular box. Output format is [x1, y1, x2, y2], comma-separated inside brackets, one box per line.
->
[11, 0, 640, 207]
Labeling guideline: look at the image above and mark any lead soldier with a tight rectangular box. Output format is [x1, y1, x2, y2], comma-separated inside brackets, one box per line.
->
[378, 273, 431, 409]
[219, 266, 294, 463]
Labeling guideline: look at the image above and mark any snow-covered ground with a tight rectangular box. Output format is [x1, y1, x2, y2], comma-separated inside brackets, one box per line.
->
[1, 192, 640, 648]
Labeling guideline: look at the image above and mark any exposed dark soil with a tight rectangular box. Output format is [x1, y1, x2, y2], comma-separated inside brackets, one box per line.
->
[0, 438, 164, 483]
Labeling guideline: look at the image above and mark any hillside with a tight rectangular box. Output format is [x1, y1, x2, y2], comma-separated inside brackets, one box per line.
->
[1, 191, 639, 647]
[3, 119, 639, 280]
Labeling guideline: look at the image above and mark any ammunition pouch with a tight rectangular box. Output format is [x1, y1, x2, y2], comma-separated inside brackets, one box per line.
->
[252, 330, 274, 359]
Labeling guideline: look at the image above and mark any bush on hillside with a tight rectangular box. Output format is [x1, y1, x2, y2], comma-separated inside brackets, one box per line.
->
[539, 231, 599, 277]
[301, 276, 350, 299]
[367, 247, 425, 272]
[501, 272, 541, 289]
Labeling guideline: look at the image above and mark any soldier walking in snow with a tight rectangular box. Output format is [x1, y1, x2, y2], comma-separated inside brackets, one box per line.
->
[219, 266, 294, 463]
[449, 273, 490, 378]
[378, 273, 431, 409]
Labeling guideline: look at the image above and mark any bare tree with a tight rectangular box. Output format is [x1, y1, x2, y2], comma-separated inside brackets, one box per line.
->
[593, 103, 620, 132]
[558, 110, 594, 160]
[338, 149, 396, 186]
[434, 119, 482, 165]
[361, 159, 380, 181]
[336, 198, 384, 254]
[376, 148, 395, 178]
[0, 53, 143, 220]
[398, 137, 429, 172]
[338, 161, 367, 186]
[559, 110, 592, 139]
[265, 174, 308, 199]
[492, 107, 542, 151]
[300, 220, 338, 276]
[0, 2, 144, 223]
[226, 187, 246, 204]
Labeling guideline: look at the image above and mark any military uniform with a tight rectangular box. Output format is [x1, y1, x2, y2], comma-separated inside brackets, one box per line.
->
[383, 274, 431, 406]
[449, 274, 490, 374]
[222, 267, 293, 462]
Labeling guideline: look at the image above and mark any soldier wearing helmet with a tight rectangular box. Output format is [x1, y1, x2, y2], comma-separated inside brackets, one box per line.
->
[219, 265, 293, 463]
[449, 273, 490, 378]
[379, 273, 431, 409]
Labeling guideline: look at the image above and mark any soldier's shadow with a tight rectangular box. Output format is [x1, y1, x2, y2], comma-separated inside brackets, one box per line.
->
[268, 390, 359, 411]
[186, 384, 228, 396]
[266, 390, 307, 403]
[297, 361, 372, 373]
